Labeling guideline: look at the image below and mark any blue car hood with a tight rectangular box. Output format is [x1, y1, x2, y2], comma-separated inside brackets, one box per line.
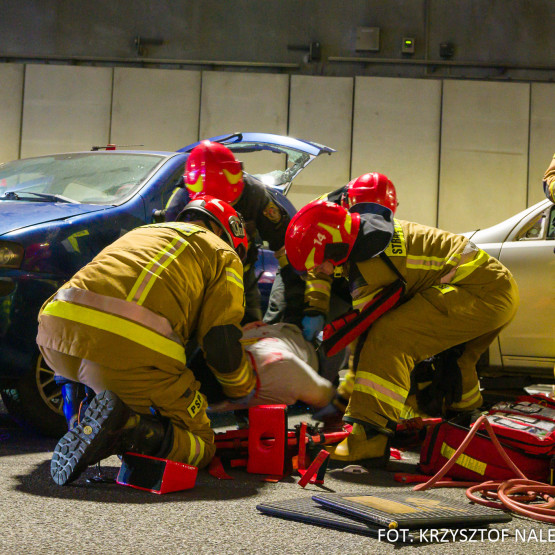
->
[0, 201, 107, 236]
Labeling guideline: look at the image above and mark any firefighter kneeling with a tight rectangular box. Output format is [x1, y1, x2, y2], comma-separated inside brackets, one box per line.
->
[284, 199, 519, 468]
[38, 196, 255, 485]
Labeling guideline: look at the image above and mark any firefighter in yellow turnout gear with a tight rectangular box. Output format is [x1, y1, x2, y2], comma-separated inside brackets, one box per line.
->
[40, 196, 255, 485]
[285, 200, 519, 467]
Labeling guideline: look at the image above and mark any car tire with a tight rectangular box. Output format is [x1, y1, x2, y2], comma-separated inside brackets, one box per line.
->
[0, 351, 67, 438]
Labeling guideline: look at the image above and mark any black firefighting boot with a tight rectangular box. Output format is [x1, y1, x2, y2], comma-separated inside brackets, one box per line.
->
[51, 390, 173, 486]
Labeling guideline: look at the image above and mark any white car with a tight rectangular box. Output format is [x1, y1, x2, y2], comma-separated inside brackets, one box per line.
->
[463, 199, 555, 386]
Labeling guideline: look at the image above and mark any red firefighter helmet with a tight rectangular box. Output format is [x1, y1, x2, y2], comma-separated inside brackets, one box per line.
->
[185, 141, 244, 204]
[285, 200, 360, 273]
[344, 172, 398, 214]
[176, 194, 248, 261]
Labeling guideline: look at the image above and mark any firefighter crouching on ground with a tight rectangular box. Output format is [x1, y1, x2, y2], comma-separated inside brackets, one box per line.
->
[165, 140, 325, 340]
[38, 196, 255, 486]
[284, 199, 519, 467]
[543, 153, 555, 204]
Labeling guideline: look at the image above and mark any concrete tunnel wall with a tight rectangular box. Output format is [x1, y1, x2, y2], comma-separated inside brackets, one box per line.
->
[0, 0, 553, 232]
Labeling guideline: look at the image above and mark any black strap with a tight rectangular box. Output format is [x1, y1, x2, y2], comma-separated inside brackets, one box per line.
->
[379, 252, 406, 285]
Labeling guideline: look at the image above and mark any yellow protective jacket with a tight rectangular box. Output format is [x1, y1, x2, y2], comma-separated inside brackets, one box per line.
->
[344, 218, 517, 431]
[349, 219, 493, 308]
[37, 222, 256, 399]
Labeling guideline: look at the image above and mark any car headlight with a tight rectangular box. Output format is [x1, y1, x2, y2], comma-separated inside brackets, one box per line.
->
[0, 241, 24, 268]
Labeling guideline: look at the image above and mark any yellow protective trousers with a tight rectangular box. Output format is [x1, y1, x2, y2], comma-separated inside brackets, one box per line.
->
[345, 260, 519, 434]
[40, 346, 216, 468]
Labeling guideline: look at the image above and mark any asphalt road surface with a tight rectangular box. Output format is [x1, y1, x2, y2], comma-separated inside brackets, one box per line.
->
[1, 400, 554, 554]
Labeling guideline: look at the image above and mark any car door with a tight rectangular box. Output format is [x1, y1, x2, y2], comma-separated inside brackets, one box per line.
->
[496, 202, 555, 370]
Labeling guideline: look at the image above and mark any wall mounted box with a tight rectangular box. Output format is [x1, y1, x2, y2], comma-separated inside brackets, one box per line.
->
[356, 27, 380, 52]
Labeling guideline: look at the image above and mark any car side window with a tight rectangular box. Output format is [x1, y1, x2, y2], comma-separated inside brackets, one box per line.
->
[160, 169, 185, 207]
[516, 205, 555, 241]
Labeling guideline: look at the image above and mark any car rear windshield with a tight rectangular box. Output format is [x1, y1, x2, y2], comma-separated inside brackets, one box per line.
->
[0, 153, 165, 204]
[227, 143, 311, 188]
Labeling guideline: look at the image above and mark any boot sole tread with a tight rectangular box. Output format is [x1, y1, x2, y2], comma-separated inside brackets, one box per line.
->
[51, 391, 129, 486]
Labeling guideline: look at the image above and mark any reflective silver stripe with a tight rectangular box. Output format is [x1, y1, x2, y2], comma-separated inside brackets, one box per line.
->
[127, 236, 188, 305]
[450, 249, 489, 284]
[186, 430, 205, 466]
[53, 287, 183, 345]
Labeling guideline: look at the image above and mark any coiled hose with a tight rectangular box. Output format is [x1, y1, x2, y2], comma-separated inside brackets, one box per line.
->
[413, 415, 555, 524]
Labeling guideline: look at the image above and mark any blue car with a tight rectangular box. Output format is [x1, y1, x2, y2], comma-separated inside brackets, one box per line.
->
[0, 133, 335, 436]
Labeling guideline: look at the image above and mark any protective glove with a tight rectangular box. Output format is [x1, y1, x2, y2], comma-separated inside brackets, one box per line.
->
[301, 314, 325, 342]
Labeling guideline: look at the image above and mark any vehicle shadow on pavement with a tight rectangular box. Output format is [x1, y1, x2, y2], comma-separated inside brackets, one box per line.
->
[13, 459, 293, 504]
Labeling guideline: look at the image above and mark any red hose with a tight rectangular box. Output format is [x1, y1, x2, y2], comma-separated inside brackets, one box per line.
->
[413, 415, 555, 523]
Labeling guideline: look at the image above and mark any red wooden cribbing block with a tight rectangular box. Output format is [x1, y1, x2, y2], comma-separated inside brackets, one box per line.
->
[116, 452, 197, 494]
[297, 449, 330, 487]
[208, 456, 234, 480]
[247, 404, 288, 475]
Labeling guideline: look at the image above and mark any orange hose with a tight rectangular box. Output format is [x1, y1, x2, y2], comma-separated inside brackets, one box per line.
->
[414, 415, 555, 523]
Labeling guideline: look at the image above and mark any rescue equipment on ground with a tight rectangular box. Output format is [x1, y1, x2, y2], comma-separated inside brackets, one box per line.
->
[209, 404, 353, 484]
[419, 393, 555, 484]
[296, 421, 329, 486]
[311, 490, 511, 529]
[210, 405, 403, 485]
[256, 497, 418, 541]
[321, 279, 405, 357]
[415, 410, 555, 524]
[247, 404, 289, 476]
[419, 418, 551, 483]
[116, 452, 197, 494]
